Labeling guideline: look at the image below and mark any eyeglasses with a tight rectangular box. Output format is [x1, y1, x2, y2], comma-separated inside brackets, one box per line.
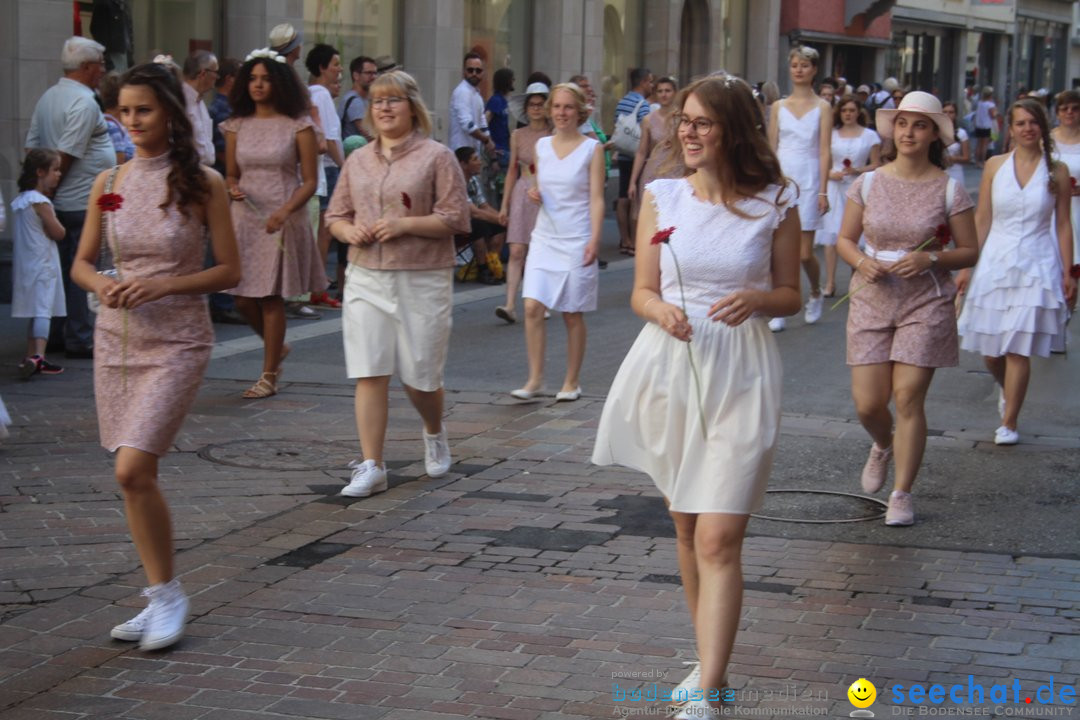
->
[526, 101, 546, 109]
[676, 114, 716, 136]
[371, 96, 407, 108]
[465, 67, 484, 75]
[359, 69, 377, 76]
[1060, 105, 1080, 113]
[892, 95, 904, 101]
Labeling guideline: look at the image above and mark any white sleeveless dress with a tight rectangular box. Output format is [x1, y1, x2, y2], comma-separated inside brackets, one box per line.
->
[946, 127, 970, 187]
[777, 104, 823, 231]
[1052, 138, 1080, 264]
[819, 127, 881, 245]
[958, 153, 1067, 357]
[592, 178, 796, 514]
[522, 135, 600, 312]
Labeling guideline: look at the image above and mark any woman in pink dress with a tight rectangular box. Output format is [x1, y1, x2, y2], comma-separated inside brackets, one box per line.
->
[222, 49, 322, 398]
[836, 92, 978, 526]
[495, 82, 550, 324]
[72, 62, 240, 650]
[627, 76, 684, 230]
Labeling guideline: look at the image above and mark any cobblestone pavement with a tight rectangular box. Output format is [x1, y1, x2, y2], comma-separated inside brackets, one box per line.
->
[1, 372, 1078, 720]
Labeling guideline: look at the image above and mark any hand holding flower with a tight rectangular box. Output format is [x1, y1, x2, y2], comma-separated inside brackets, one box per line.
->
[95, 273, 123, 309]
[372, 217, 405, 243]
[340, 223, 374, 246]
[890, 252, 936, 278]
[265, 208, 288, 234]
[648, 298, 692, 341]
[110, 276, 170, 310]
[709, 290, 761, 327]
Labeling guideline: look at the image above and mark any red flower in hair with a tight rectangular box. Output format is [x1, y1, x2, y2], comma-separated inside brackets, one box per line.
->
[651, 227, 676, 245]
[401, 192, 412, 210]
[1070, 264, 1080, 279]
[842, 158, 852, 169]
[97, 193, 124, 212]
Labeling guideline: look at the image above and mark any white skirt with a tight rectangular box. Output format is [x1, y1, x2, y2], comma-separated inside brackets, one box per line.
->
[522, 230, 599, 312]
[591, 316, 782, 514]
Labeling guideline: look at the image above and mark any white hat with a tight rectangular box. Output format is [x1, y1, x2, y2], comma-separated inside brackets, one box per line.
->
[509, 82, 550, 125]
[856, 84, 871, 94]
[268, 23, 302, 55]
[875, 91, 954, 146]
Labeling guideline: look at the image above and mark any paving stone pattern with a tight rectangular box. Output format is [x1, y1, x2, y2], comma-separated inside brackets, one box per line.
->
[0, 379, 1077, 719]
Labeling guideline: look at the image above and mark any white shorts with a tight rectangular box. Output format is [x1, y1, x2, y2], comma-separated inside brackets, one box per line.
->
[342, 265, 453, 391]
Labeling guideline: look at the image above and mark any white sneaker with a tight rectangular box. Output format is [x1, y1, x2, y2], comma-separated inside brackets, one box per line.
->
[423, 428, 452, 478]
[138, 579, 189, 651]
[768, 317, 786, 332]
[994, 426, 1019, 446]
[674, 697, 717, 719]
[341, 459, 388, 497]
[671, 661, 702, 704]
[110, 597, 154, 641]
[804, 294, 823, 324]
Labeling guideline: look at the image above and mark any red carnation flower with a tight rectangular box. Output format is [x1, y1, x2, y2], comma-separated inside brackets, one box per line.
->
[97, 193, 124, 212]
[934, 223, 952, 245]
[1071, 177, 1077, 188]
[1070, 264, 1080, 279]
[401, 192, 412, 210]
[651, 226, 676, 245]
[529, 163, 537, 176]
[842, 158, 852, 169]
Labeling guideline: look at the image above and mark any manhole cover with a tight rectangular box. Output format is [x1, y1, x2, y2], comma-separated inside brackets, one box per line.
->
[752, 489, 887, 524]
[198, 439, 359, 471]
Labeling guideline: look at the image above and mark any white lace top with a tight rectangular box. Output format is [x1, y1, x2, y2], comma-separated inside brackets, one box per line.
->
[646, 178, 796, 319]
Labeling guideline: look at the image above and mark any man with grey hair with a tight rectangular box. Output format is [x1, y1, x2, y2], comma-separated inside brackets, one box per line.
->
[25, 36, 114, 358]
[182, 50, 218, 165]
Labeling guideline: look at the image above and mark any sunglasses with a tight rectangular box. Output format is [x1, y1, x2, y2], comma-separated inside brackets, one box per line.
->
[465, 67, 484, 75]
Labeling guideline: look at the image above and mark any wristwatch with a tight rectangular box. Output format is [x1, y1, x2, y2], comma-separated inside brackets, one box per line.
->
[928, 252, 939, 266]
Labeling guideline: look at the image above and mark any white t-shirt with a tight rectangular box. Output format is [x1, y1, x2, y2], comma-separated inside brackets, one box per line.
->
[309, 83, 342, 196]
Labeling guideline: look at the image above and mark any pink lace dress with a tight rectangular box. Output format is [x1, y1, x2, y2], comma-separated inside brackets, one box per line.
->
[220, 114, 325, 297]
[94, 153, 213, 456]
[505, 125, 549, 246]
[845, 171, 973, 367]
[633, 110, 684, 216]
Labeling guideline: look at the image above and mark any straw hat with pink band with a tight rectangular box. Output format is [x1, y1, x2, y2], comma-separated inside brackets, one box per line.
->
[875, 91, 954, 146]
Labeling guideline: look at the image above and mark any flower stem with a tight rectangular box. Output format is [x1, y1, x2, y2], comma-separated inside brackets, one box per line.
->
[830, 235, 939, 311]
[668, 244, 708, 441]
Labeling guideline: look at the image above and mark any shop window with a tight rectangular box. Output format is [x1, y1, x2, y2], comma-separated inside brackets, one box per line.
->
[305, 0, 399, 72]
[129, 0, 221, 65]
[603, 0, 643, 132]
[464, 0, 533, 100]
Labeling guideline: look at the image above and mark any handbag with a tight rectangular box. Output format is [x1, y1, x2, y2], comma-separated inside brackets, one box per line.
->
[88, 166, 122, 314]
[612, 97, 646, 156]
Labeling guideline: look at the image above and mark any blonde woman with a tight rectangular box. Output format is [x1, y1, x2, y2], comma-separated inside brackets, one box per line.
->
[326, 71, 470, 497]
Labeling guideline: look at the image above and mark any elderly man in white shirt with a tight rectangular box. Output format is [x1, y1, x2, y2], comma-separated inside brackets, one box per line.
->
[182, 50, 219, 166]
[449, 52, 494, 155]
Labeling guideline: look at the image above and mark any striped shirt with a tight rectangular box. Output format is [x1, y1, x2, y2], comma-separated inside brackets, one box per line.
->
[613, 91, 650, 160]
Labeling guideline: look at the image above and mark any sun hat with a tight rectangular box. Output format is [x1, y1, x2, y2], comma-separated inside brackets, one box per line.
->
[875, 91, 954, 146]
[268, 23, 302, 56]
[509, 82, 550, 124]
[373, 55, 400, 74]
[856, 84, 871, 94]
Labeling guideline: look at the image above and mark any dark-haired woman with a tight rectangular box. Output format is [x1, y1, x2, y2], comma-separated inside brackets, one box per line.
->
[1050, 89, 1080, 265]
[222, 49, 322, 398]
[71, 62, 240, 650]
[594, 75, 801, 717]
[957, 99, 1075, 445]
[836, 92, 978, 526]
[819, 95, 881, 296]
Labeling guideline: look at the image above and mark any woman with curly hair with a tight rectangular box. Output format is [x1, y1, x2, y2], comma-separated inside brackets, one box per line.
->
[222, 49, 323, 398]
[71, 62, 240, 650]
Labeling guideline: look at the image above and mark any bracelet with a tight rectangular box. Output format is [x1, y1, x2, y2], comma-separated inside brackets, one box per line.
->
[856, 257, 865, 269]
[644, 297, 661, 310]
[817, 193, 828, 196]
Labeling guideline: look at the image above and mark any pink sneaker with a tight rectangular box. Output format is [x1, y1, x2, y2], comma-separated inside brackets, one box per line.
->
[885, 491, 914, 526]
[860, 443, 892, 493]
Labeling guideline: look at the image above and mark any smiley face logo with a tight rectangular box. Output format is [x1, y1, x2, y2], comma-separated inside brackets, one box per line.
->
[848, 678, 877, 709]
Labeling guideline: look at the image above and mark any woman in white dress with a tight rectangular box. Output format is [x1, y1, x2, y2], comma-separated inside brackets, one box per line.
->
[593, 76, 800, 718]
[1050, 89, 1080, 265]
[943, 102, 971, 188]
[512, 83, 605, 401]
[768, 46, 832, 330]
[957, 99, 1076, 445]
[819, 95, 881, 296]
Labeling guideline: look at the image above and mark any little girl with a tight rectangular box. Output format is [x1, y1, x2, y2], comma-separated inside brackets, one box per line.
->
[11, 149, 67, 378]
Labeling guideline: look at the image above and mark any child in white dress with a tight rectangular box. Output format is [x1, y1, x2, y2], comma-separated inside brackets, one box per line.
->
[11, 149, 67, 378]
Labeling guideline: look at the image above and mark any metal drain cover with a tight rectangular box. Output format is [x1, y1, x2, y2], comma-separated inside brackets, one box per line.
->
[198, 439, 358, 471]
[752, 489, 887, 524]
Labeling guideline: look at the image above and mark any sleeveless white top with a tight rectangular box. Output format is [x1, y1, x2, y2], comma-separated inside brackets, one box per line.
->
[533, 135, 599, 240]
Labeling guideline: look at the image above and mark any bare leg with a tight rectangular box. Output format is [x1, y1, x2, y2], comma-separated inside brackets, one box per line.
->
[521, 298, 547, 391]
[562, 312, 586, 392]
[851, 363, 894, 449]
[616, 197, 631, 250]
[260, 296, 286, 375]
[823, 245, 838, 295]
[671, 511, 700, 624]
[800, 232, 821, 296]
[1000, 353, 1030, 430]
[503, 244, 527, 313]
[115, 447, 172, 585]
[403, 384, 445, 435]
[692, 513, 749, 700]
[235, 296, 264, 336]
[891, 363, 936, 494]
[354, 376, 391, 464]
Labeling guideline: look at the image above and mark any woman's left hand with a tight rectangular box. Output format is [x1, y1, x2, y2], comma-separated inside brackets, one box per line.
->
[372, 217, 404, 243]
[583, 242, 599, 267]
[266, 209, 288, 234]
[890, 252, 933, 279]
[110, 277, 169, 309]
[708, 290, 760, 327]
[817, 194, 829, 215]
[1064, 270, 1077, 309]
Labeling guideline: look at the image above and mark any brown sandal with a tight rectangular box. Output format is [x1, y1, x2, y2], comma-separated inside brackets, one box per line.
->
[242, 371, 278, 399]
